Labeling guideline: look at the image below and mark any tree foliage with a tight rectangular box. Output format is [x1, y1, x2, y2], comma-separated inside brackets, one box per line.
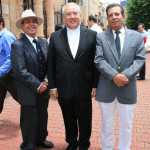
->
[125, 0, 150, 30]
[68, 0, 79, 4]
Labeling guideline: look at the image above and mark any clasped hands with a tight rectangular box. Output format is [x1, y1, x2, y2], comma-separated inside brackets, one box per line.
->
[113, 73, 129, 87]
[37, 80, 48, 94]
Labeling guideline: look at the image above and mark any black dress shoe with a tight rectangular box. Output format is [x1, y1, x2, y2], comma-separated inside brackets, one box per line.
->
[37, 140, 54, 149]
[66, 143, 78, 150]
[20, 142, 34, 150]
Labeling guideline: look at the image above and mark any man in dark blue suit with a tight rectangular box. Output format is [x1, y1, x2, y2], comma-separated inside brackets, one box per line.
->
[11, 9, 53, 150]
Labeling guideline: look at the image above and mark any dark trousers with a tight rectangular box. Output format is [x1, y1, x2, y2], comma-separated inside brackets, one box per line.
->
[20, 95, 49, 150]
[58, 95, 92, 149]
[0, 70, 18, 113]
[139, 62, 146, 79]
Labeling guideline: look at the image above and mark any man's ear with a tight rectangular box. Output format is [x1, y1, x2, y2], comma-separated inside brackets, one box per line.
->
[123, 14, 126, 21]
[0, 22, 4, 30]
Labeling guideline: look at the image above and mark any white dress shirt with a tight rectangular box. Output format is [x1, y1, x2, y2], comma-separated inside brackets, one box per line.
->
[67, 26, 80, 58]
[112, 27, 125, 54]
[25, 34, 38, 52]
[90, 23, 103, 33]
[25, 34, 48, 89]
[51, 26, 80, 91]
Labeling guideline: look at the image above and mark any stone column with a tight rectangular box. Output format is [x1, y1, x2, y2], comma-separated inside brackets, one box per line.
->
[2, 0, 24, 38]
[33, 0, 44, 37]
[44, 0, 54, 38]
[1, 0, 10, 30]
[9, 0, 23, 38]
[15, 0, 24, 39]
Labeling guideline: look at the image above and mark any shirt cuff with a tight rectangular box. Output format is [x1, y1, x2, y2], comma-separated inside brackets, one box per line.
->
[37, 83, 42, 90]
[50, 88, 57, 91]
[44, 76, 48, 82]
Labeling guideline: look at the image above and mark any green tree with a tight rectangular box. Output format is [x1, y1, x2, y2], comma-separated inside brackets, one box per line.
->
[126, 0, 150, 30]
[68, 0, 79, 4]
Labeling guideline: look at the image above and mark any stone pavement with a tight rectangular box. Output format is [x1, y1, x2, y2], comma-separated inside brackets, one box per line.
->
[0, 54, 150, 150]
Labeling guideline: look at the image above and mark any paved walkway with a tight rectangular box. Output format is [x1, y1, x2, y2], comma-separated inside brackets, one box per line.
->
[0, 54, 150, 150]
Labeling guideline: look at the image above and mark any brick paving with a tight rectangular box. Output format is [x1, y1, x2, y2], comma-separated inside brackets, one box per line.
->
[0, 54, 150, 150]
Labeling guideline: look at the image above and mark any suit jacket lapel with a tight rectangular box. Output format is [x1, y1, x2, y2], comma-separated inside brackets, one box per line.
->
[22, 35, 39, 67]
[60, 27, 74, 59]
[119, 29, 133, 63]
[105, 29, 119, 63]
[38, 37, 47, 62]
[75, 26, 87, 60]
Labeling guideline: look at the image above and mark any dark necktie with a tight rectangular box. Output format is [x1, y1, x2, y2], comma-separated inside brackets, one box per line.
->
[115, 31, 121, 59]
[33, 39, 47, 81]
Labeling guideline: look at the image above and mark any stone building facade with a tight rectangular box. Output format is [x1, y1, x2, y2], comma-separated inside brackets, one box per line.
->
[0, 0, 55, 39]
[79, 0, 108, 28]
[99, 1, 109, 29]
[0, 0, 108, 39]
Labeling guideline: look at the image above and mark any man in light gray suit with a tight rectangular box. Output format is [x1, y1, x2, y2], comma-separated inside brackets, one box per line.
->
[94, 3, 146, 150]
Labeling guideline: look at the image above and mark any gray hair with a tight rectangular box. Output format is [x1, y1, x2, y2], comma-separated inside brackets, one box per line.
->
[62, 2, 81, 14]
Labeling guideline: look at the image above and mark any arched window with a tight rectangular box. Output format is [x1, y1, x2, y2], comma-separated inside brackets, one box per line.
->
[23, 0, 33, 11]
[79, 0, 83, 6]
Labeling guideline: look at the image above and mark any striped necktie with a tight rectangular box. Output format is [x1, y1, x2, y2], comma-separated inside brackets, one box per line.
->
[33, 39, 47, 81]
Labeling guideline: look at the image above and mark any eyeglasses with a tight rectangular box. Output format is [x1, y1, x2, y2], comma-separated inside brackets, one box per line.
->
[64, 11, 80, 17]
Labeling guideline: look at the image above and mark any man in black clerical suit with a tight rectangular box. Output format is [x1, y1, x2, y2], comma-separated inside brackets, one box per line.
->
[47, 2, 99, 150]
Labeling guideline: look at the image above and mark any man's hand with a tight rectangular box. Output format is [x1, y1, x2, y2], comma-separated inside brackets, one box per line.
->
[43, 80, 48, 86]
[37, 81, 48, 94]
[91, 88, 96, 98]
[113, 73, 129, 87]
[50, 89, 58, 99]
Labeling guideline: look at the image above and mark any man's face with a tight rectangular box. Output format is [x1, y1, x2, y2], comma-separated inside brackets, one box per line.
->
[107, 6, 125, 31]
[138, 25, 144, 33]
[21, 18, 38, 38]
[63, 5, 81, 30]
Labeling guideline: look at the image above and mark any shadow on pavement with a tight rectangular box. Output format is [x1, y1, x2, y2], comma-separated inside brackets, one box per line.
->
[0, 119, 20, 140]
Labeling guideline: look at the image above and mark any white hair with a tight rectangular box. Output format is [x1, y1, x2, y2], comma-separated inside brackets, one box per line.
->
[62, 2, 81, 14]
